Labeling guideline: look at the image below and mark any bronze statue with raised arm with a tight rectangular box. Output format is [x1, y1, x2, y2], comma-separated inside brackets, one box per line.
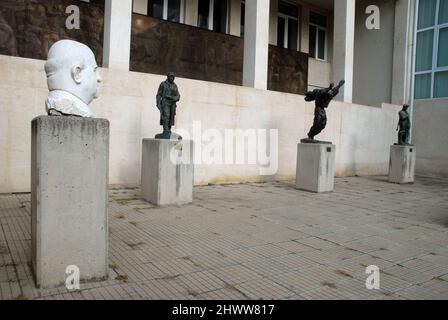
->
[302, 80, 345, 144]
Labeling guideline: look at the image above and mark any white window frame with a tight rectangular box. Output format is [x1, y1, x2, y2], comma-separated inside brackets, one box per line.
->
[207, 0, 214, 30]
[148, 0, 185, 23]
[309, 20, 327, 61]
[277, 11, 300, 51]
[415, 0, 448, 99]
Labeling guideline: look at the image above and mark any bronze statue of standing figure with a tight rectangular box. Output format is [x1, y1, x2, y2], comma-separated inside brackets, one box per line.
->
[396, 104, 411, 145]
[302, 80, 345, 144]
[155, 72, 182, 140]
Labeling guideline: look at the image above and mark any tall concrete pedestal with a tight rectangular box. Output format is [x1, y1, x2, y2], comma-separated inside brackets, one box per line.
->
[31, 116, 109, 289]
[389, 145, 416, 184]
[296, 143, 336, 193]
[141, 139, 194, 206]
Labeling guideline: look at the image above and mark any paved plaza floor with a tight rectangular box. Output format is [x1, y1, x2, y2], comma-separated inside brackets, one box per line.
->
[1, 176, 447, 300]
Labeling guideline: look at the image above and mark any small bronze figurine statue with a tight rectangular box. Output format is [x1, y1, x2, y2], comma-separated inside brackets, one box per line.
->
[155, 72, 182, 140]
[302, 80, 345, 144]
[395, 104, 411, 145]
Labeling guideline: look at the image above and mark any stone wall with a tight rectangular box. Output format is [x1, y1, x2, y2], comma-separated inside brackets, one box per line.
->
[130, 13, 244, 86]
[0, 0, 104, 65]
[0, 54, 400, 193]
[131, 14, 308, 95]
[267, 45, 308, 95]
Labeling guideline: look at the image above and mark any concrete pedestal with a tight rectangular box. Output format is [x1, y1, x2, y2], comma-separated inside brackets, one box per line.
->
[296, 143, 336, 193]
[389, 145, 416, 184]
[31, 116, 109, 289]
[141, 139, 194, 206]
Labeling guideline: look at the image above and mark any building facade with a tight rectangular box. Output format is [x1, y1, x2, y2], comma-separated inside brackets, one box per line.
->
[412, 0, 448, 177]
[0, 0, 446, 193]
[121, 0, 416, 107]
[0, 0, 416, 104]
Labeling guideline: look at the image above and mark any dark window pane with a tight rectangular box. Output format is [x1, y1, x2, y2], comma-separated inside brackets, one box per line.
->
[309, 25, 316, 58]
[279, 1, 298, 17]
[434, 71, 448, 98]
[318, 29, 325, 59]
[288, 19, 298, 50]
[277, 17, 285, 48]
[198, 0, 210, 29]
[440, 0, 448, 24]
[310, 12, 326, 27]
[213, 0, 228, 33]
[89, 0, 104, 5]
[167, 0, 181, 22]
[240, 1, 245, 37]
[414, 73, 432, 99]
[148, 0, 164, 19]
[418, 0, 436, 29]
[416, 30, 434, 71]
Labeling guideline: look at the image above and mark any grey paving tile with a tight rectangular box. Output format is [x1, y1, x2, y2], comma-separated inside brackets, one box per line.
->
[396, 285, 448, 300]
[235, 278, 295, 300]
[209, 264, 263, 286]
[0, 176, 447, 300]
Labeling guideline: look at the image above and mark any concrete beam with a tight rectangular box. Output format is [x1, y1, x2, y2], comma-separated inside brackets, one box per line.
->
[243, 0, 270, 90]
[185, 0, 199, 26]
[229, 0, 242, 36]
[332, 0, 355, 102]
[392, 0, 414, 105]
[132, 0, 147, 15]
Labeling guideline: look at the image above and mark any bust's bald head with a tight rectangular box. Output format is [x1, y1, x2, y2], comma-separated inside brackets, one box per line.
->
[45, 40, 102, 105]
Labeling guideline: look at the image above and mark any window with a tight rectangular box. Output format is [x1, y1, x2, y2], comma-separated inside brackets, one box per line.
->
[213, 0, 228, 33]
[277, 1, 300, 50]
[148, 0, 184, 23]
[197, 0, 229, 33]
[309, 12, 327, 60]
[414, 0, 448, 99]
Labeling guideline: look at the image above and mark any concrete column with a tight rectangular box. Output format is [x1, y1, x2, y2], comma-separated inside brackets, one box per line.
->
[243, 0, 270, 90]
[332, 0, 355, 102]
[392, 0, 415, 105]
[229, 0, 242, 36]
[185, 0, 199, 26]
[103, 0, 132, 70]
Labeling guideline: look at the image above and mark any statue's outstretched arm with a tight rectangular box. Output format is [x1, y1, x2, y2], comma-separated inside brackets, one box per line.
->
[329, 80, 345, 98]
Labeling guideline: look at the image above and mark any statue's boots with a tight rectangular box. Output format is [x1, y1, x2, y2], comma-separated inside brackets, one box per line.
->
[161, 122, 171, 139]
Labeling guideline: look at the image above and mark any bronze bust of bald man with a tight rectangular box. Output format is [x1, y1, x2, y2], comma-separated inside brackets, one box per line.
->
[155, 72, 182, 140]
